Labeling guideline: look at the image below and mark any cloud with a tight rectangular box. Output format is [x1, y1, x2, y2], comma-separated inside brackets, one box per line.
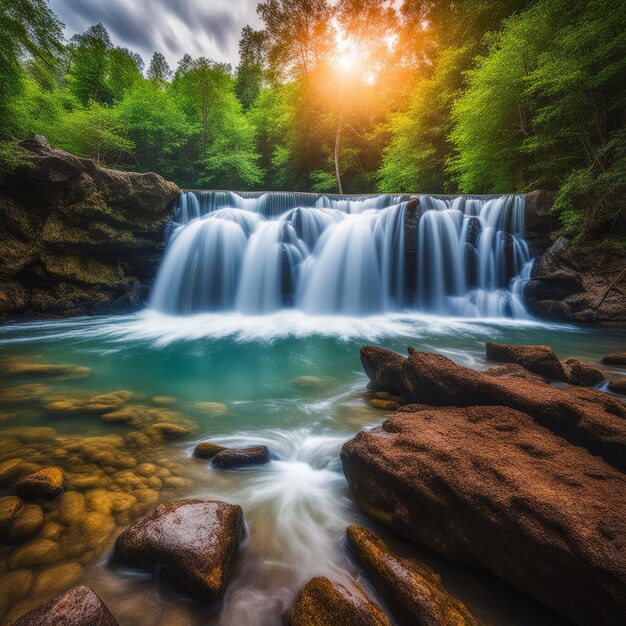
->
[50, 0, 261, 68]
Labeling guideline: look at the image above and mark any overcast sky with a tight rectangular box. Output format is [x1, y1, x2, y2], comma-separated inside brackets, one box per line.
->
[50, 0, 262, 70]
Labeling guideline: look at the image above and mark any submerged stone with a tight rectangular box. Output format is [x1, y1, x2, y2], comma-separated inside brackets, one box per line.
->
[193, 442, 227, 459]
[192, 401, 228, 415]
[289, 576, 391, 626]
[12, 585, 118, 626]
[112, 499, 243, 604]
[212, 446, 271, 468]
[17, 467, 66, 500]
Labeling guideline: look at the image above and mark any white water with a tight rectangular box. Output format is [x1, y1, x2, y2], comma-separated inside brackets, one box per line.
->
[152, 191, 531, 318]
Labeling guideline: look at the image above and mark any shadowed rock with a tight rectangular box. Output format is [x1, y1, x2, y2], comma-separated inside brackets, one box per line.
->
[360, 346, 626, 470]
[289, 576, 390, 626]
[341, 406, 626, 626]
[347, 526, 477, 626]
[212, 446, 270, 468]
[608, 379, 626, 395]
[604, 353, 626, 366]
[193, 442, 227, 459]
[12, 585, 118, 625]
[17, 468, 66, 500]
[112, 499, 242, 604]
[360, 347, 407, 397]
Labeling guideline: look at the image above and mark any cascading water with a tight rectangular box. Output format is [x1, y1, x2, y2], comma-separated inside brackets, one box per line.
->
[151, 191, 531, 318]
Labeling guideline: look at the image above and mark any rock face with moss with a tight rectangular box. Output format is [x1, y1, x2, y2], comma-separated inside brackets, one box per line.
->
[0, 136, 179, 317]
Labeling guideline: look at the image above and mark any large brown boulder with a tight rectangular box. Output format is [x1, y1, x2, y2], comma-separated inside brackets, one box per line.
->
[341, 406, 626, 626]
[289, 576, 390, 626]
[360, 346, 626, 470]
[346, 526, 477, 626]
[12, 585, 118, 626]
[0, 136, 179, 316]
[112, 499, 242, 604]
[486, 343, 605, 386]
[360, 346, 408, 397]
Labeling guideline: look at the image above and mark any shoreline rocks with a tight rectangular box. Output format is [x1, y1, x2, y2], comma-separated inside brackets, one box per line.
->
[603, 353, 626, 366]
[347, 525, 477, 626]
[289, 576, 390, 626]
[341, 405, 626, 626]
[361, 346, 626, 471]
[193, 442, 227, 459]
[12, 585, 119, 626]
[212, 446, 271, 469]
[112, 499, 243, 604]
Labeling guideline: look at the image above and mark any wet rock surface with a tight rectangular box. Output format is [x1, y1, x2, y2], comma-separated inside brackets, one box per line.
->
[112, 499, 243, 604]
[347, 525, 477, 626]
[0, 135, 179, 317]
[485, 342, 605, 386]
[12, 585, 118, 626]
[289, 576, 391, 626]
[193, 442, 227, 459]
[341, 405, 626, 626]
[361, 346, 626, 470]
[608, 378, 626, 395]
[17, 468, 66, 501]
[212, 446, 271, 468]
[604, 353, 626, 366]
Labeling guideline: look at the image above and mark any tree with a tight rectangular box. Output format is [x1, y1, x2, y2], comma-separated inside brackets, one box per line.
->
[109, 47, 144, 101]
[235, 26, 267, 109]
[147, 52, 172, 89]
[68, 23, 113, 105]
[0, 0, 63, 137]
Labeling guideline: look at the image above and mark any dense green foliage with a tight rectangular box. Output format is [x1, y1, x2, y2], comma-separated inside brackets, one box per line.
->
[1, 0, 624, 239]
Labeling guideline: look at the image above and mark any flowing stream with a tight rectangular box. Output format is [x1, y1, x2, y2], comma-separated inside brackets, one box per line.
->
[0, 191, 624, 625]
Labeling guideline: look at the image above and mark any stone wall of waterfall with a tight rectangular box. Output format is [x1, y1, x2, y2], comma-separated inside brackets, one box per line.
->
[150, 191, 531, 317]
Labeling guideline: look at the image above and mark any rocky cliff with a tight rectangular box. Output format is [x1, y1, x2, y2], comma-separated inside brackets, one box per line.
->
[0, 136, 179, 317]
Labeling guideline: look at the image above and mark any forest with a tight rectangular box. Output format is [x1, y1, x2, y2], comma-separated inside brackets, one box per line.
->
[1, 0, 625, 243]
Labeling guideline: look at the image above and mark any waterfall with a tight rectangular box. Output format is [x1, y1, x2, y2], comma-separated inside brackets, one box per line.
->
[152, 191, 531, 318]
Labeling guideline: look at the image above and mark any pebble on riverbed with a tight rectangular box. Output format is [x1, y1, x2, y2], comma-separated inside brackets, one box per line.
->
[1, 356, 91, 379]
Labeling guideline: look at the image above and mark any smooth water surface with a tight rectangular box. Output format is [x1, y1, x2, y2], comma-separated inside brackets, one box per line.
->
[1, 313, 624, 625]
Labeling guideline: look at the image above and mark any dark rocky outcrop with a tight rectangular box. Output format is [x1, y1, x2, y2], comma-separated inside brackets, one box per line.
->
[289, 576, 391, 626]
[341, 406, 626, 626]
[12, 585, 119, 626]
[525, 237, 626, 324]
[360, 346, 626, 470]
[346, 526, 477, 626]
[360, 346, 412, 397]
[212, 446, 271, 468]
[112, 499, 242, 604]
[0, 136, 179, 317]
[524, 190, 555, 256]
[16, 467, 66, 500]
[608, 378, 626, 395]
[604, 353, 626, 366]
[485, 342, 605, 386]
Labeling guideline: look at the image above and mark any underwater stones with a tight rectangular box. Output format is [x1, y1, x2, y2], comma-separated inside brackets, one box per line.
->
[0, 496, 23, 533]
[0, 383, 48, 405]
[0, 569, 34, 618]
[152, 396, 176, 406]
[112, 499, 243, 604]
[212, 446, 271, 469]
[17, 467, 66, 500]
[4, 504, 45, 543]
[135, 462, 158, 476]
[2, 357, 91, 379]
[31, 562, 83, 597]
[193, 442, 227, 459]
[290, 376, 327, 390]
[341, 405, 626, 626]
[8, 538, 63, 568]
[346, 526, 477, 626]
[12, 585, 119, 626]
[289, 576, 391, 626]
[146, 422, 191, 441]
[368, 399, 400, 411]
[603, 353, 626, 366]
[192, 401, 228, 415]
[608, 378, 626, 395]
[0, 458, 23, 483]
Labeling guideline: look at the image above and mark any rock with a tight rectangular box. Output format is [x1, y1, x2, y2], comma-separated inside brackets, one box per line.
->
[362, 347, 626, 471]
[0, 384, 48, 404]
[486, 343, 605, 386]
[212, 446, 271, 469]
[12, 585, 119, 626]
[360, 347, 407, 397]
[100, 408, 135, 423]
[289, 576, 390, 626]
[148, 423, 191, 440]
[193, 442, 227, 459]
[608, 378, 626, 395]
[17, 467, 66, 500]
[4, 503, 45, 542]
[523, 190, 554, 255]
[112, 499, 242, 604]
[603, 353, 626, 366]
[1, 357, 91, 378]
[0, 136, 179, 317]
[191, 402, 228, 415]
[484, 363, 545, 382]
[290, 376, 327, 390]
[562, 358, 605, 387]
[368, 399, 400, 411]
[341, 405, 626, 626]
[346, 526, 477, 626]
[32, 562, 83, 597]
[0, 496, 23, 534]
[485, 343, 567, 380]
[8, 538, 63, 568]
[152, 396, 176, 406]
[0, 458, 23, 483]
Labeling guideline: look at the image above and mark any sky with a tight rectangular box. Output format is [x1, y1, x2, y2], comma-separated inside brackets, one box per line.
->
[49, 0, 263, 70]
